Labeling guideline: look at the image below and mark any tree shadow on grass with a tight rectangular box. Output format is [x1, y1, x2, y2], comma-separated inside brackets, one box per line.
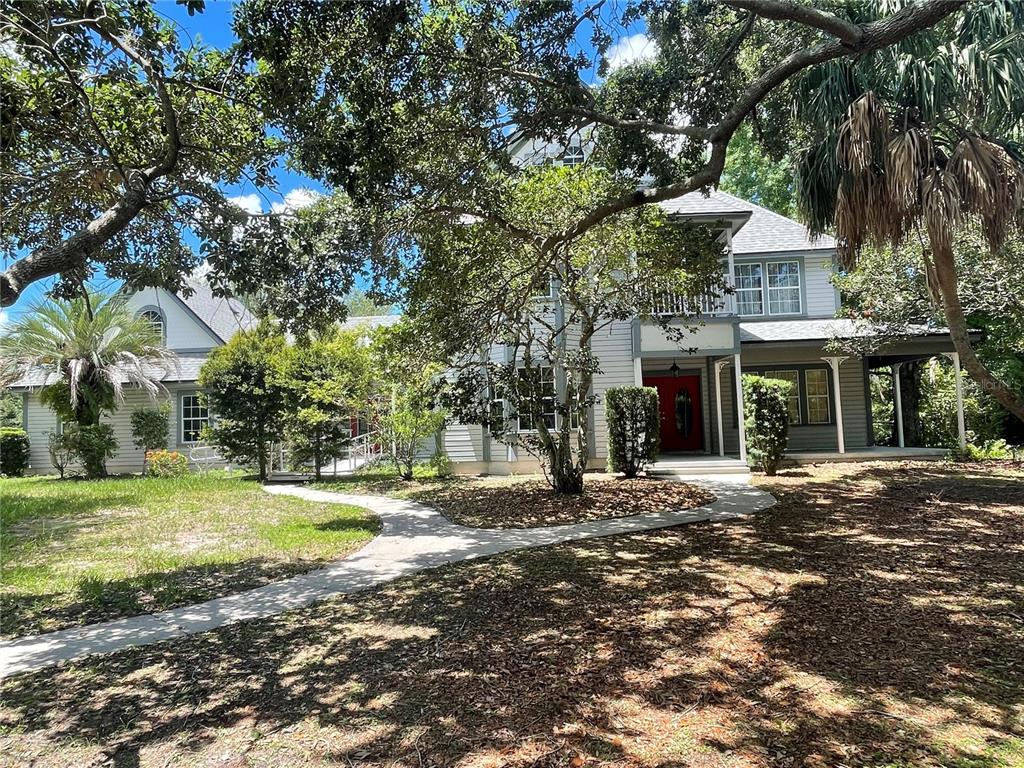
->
[2, 464, 1022, 767]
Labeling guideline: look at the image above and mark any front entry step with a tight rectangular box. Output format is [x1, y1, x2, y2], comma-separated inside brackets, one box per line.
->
[648, 456, 750, 476]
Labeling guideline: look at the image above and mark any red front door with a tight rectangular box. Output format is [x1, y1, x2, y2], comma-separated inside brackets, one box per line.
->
[644, 375, 703, 452]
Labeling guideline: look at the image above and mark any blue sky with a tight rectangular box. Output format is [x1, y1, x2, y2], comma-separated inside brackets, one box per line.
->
[4, 1, 654, 323]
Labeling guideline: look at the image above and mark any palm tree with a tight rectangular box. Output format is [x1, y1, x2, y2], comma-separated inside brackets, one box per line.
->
[0, 291, 177, 427]
[792, 1, 1024, 422]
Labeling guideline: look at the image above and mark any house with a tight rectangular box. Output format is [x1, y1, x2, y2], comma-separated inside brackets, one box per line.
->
[7, 280, 393, 475]
[8, 161, 968, 476]
[434, 186, 968, 474]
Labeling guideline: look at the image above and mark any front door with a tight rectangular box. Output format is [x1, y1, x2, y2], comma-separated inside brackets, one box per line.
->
[644, 375, 703, 452]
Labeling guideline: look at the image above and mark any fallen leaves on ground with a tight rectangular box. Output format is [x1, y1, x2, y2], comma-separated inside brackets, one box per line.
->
[412, 475, 715, 528]
[2, 461, 1023, 768]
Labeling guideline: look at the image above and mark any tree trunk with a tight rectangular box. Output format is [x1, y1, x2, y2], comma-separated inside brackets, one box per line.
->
[930, 247, 1024, 423]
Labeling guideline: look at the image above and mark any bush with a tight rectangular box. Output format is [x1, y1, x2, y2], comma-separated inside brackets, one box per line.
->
[0, 427, 30, 476]
[950, 438, 1015, 462]
[146, 449, 191, 477]
[605, 386, 660, 478]
[742, 375, 791, 476]
[131, 402, 171, 472]
[65, 423, 118, 478]
[428, 451, 454, 478]
[47, 431, 75, 479]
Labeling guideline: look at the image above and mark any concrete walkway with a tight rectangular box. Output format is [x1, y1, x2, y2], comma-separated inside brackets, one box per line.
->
[0, 476, 774, 678]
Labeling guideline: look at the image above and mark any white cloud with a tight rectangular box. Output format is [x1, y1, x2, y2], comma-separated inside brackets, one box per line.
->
[605, 33, 659, 71]
[271, 188, 320, 214]
[227, 193, 264, 216]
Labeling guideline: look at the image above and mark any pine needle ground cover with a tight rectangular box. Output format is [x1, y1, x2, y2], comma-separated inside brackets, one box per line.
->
[1, 474, 378, 637]
[2, 462, 1022, 767]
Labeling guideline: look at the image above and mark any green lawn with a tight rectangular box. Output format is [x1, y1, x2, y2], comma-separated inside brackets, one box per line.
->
[0, 473, 378, 637]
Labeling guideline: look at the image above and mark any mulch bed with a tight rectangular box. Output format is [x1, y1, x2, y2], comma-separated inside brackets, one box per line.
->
[410, 474, 715, 528]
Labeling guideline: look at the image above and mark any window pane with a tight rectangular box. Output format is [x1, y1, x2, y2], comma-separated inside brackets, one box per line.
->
[517, 366, 557, 431]
[767, 262, 801, 314]
[140, 310, 165, 341]
[804, 370, 830, 424]
[181, 394, 209, 443]
[735, 264, 763, 315]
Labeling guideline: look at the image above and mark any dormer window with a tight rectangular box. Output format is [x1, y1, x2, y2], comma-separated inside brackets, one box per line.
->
[561, 145, 585, 167]
[139, 309, 166, 344]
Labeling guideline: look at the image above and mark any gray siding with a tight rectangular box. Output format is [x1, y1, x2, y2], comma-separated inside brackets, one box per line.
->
[590, 320, 637, 459]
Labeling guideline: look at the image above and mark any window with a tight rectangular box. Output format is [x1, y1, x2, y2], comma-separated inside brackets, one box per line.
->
[531, 273, 556, 301]
[804, 369, 830, 424]
[735, 263, 764, 315]
[561, 145, 585, 167]
[180, 393, 210, 443]
[516, 366, 556, 431]
[767, 261, 801, 314]
[764, 370, 801, 424]
[139, 309, 165, 343]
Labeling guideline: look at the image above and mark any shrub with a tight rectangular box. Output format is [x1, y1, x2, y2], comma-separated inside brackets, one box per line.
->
[65, 423, 118, 478]
[0, 427, 31, 476]
[146, 449, 191, 477]
[131, 402, 171, 472]
[742, 375, 791, 476]
[605, 386, 660, 478]
[47, 431, 75, 479]
[428, 451, 454, 478]
[950, 438, 1014, 462]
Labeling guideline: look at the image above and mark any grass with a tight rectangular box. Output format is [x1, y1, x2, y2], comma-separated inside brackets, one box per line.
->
[1, 461, 1023, 767]
[0, 472, 378, 637]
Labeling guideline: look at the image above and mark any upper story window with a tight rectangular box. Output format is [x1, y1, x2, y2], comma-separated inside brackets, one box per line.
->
[734, 260, 802, 316]
[139, 309, 166, 343]
[561, 145, 585, 167]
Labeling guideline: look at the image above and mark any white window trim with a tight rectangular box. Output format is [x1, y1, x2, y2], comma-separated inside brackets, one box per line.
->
[179, 392, 210, 445]
[734, 263, 764, 316]
[804, 369, 831, 425]
[766, 260, 802, 316]
[137, 307, 167, 344]
[735, 259, 803, 317]
[515, 366, 557, 433]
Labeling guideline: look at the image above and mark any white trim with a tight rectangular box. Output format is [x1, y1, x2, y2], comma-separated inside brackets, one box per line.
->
[892, 363, 905, 448]
[822, 357, 847, 453]
[733, 353, 747, 462]
[944, 352, 967, 449]
[714, 359, 728, 457]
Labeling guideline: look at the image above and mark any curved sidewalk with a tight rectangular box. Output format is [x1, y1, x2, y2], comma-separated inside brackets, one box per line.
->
[0, 475, 774, 678]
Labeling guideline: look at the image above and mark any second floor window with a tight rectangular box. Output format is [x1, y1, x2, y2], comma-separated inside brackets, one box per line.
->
[735, 260, 802, 316]
[561, 145, 585, 167]
[735, 264, 763, 315]
[139, 309, 165, 343]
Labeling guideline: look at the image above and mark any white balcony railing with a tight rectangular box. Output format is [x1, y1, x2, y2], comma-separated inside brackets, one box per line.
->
[643, 282, 736, 318]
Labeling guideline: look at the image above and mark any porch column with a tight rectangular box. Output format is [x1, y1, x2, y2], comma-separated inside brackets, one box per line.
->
[944, 352, 967, 449]
[633, 357, 643, 387]
[891, 363, 905, 448]
[725, 229, 736, 315]
[822, 356, 848, 454]
[714, 358, 728, 457]
[733, 352, 747, 462]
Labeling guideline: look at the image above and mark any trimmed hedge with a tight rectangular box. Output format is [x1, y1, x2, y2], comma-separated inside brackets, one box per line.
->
[0, 427, 31, 476]
[605, 386, 660, 478]
[742, 374, 791, 475]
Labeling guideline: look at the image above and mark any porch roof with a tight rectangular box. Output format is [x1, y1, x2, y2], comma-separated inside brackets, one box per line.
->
[738, 318, 953, 345]
[7, 354, 210, 390]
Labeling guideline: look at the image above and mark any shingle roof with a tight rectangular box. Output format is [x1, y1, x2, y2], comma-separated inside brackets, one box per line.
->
[659, 189, 835, 255]
[739, 319, 950, 344]
[178, 279, 257, 343]
[8, 354, 210, 389]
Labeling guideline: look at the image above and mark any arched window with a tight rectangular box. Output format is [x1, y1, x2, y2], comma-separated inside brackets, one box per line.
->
[139, 309, 165, 343]
[561, 145, 586, 167]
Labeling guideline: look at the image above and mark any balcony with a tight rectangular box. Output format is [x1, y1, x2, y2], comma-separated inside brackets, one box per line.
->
[643, 280, 736, 318]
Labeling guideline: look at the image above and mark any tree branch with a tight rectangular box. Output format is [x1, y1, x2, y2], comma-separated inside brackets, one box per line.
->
[722, 0, 863, 46]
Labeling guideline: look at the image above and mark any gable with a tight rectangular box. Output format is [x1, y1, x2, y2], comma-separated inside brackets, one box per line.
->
[127, 287, 224, 351]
